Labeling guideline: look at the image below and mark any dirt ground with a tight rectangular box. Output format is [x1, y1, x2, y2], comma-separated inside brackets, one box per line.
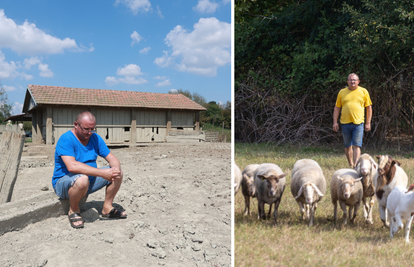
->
[0, 142, 231, 267]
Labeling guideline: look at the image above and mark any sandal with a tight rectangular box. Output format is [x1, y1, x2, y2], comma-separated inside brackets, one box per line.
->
[102, 208, 127, 219]
[68, 213, 84, 228]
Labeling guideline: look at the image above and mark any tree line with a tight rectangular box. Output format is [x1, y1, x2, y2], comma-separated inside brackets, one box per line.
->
[169, 89, 231, 129]
[235, 0, 414, 149]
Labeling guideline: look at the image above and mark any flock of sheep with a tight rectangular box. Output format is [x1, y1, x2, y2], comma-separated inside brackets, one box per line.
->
[234, 153, 414, 243]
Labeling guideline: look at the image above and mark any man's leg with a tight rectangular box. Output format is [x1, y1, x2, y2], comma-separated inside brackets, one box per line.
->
[68, 175, 89, 227]
[102, 177, 126, 216]
[345, 146, 354, 168]
[352, 145, 361, 167]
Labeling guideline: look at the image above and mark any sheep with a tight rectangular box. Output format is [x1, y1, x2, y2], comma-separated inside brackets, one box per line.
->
[234, 162, 242, 195]
[374, 155, 408, 228]
[254, 163, 287, 225]
[290, 159, 326, 226]
[386, 185, 414, 243]
[330, 169, 363, 225]
[354, 153, 378, 224]
[241, 164, 260, 216]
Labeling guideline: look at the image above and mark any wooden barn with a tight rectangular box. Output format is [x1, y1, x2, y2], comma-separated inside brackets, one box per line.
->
[22, 85, 206, 146]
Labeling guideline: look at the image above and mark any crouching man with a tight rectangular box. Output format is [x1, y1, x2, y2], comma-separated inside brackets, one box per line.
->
[52, 111, 127, 228]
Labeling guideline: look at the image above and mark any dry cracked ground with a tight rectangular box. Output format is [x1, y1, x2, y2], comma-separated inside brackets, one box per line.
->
[0, 142, 231, 267]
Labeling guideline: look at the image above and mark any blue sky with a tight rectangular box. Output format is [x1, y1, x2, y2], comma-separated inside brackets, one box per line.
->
[0, 0, 231, 115]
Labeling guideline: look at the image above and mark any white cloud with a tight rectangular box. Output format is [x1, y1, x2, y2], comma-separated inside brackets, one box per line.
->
[155, 79, 171, 87]
[154, 17, 231, 76]
[38, 63, 53, 77]
[3, 85, 16, 92]
[131, 31, 142, 46]
[222, 0, 230, 4]
[169, 89, 178, 94]
[156, 5, 164, 18]
[0, 9, 80, 55]
[105, 63, 148, 86]
[115, 0, 151, 15]
[23, 57, 41, 69]
[139, 47, 151, 54]
[154, 76, 167, 80]
[0, 51, 32, 80]
[11, 101, 23, 115]
[116, 64, 143, 76]
[193, 0, 218, 13]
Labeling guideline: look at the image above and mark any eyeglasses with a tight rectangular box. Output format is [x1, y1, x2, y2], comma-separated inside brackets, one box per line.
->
[76, 121, 96, 133]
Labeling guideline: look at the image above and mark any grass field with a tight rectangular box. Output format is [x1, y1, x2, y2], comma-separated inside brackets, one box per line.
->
[203, 123, 231, 142]
[235, 143, 414, 266]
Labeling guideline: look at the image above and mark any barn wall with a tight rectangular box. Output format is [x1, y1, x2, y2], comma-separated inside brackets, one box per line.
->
[33, 106, 198, 145]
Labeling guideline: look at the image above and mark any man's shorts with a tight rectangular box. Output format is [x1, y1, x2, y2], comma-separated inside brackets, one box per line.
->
[341, 123, 364, 148]
[53, 166, 111, 200]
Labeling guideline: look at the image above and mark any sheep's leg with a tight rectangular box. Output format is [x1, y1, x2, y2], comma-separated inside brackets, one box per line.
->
[333, 200, 338, 223]
[367, 197, 375, 224]
[267, 203, 273, 219]
[243, 195, 250, 216]
[272, 200, 281, 225]
[351, 201, 361, 224]
[258, 200, 265, 220]
[379, 204, 389, 228]
[389, 214, 395, 239]
[339, 201, 348, 225]
[308, 203, 315, 227]
[348, 206, 354, 223]
[362, 197, 368, 222]
[297, 200, 305, 221]
[404, 215, 414, 243]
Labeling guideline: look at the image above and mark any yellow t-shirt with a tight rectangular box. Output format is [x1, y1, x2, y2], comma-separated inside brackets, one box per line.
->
[335, 86, 372, 124]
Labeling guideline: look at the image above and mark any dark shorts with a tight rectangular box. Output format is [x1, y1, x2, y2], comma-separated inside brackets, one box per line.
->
[53, 166, 111, 199]
[341, 123, 364, 148]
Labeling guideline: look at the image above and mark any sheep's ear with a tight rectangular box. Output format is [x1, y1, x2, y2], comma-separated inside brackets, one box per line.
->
[354, 177, 363, 183]
[394, 160, 401, 166]
[278, 172, 287, 179]
[376, 155, 381, 160]
[243, 174, 248, 181]
[370, 158, 377, 169]
[295, 186, 303, 199]
[311, 183, 324, 197]
[338, 176, 344, 181]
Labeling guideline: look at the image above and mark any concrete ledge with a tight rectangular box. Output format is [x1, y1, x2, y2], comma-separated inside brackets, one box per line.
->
[0, 192, 64, 236]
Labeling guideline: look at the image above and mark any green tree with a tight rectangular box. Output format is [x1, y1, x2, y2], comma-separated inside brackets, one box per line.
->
[0, 85, 12, 123]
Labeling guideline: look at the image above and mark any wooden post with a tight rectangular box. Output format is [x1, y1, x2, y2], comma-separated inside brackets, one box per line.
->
[166, 110, 172, 137]
[130, 109, 137, 146]
[195, 112, 200, 131]
[46, 107, 53, 145]
[0, 131, 25, 204]
[36, 111, 43, 144]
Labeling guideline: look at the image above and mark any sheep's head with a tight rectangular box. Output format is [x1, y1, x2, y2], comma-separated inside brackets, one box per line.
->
[375, 155, 400, 199]
[338, 175, 362, 199]
[258, 170, 287, 197]
[356, 154, 377, 176]
[295, 182, 324, 204]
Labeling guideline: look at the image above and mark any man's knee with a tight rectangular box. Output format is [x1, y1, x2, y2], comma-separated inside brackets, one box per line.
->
[73, 175, 89, 190]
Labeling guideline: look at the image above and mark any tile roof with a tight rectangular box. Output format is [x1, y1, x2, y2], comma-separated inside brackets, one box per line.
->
[27, 85, 206, 111]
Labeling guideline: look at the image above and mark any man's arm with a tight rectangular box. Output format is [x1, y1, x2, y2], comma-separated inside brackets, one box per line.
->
[365, 105, 372, 131]
[333, 106, 341, 132]
[61, 155, 120, 181]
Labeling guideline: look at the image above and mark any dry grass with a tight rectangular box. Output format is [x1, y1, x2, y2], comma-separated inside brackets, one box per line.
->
[234, 143, 414, 267]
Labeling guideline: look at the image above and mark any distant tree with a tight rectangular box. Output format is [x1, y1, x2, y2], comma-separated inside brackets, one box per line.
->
[205, 101, 223, 126]
[0, 85, 11, 123]
[221, 101, 231, 129]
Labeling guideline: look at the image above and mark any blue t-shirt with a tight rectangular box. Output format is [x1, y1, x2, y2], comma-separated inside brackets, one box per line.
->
[52, 131, 110, 188]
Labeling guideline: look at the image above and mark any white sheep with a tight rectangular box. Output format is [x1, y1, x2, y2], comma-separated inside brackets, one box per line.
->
[374, 155, 408, 228]
[354, 153, 378, 224]
[234, 162, 242, 195]
[254, 163, 287, 225]
[241, 164, 260, 216]
[290, 159, 326, 226]
[386, 185, 414, 243]
[330, 169, 363, 225]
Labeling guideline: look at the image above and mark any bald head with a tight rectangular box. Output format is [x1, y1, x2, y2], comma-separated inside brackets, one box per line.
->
[76, 111, 96, 123]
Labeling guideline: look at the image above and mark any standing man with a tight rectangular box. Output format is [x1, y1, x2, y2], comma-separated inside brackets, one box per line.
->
[333, 73, 372, 168]
[52, 111, 127, 228]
